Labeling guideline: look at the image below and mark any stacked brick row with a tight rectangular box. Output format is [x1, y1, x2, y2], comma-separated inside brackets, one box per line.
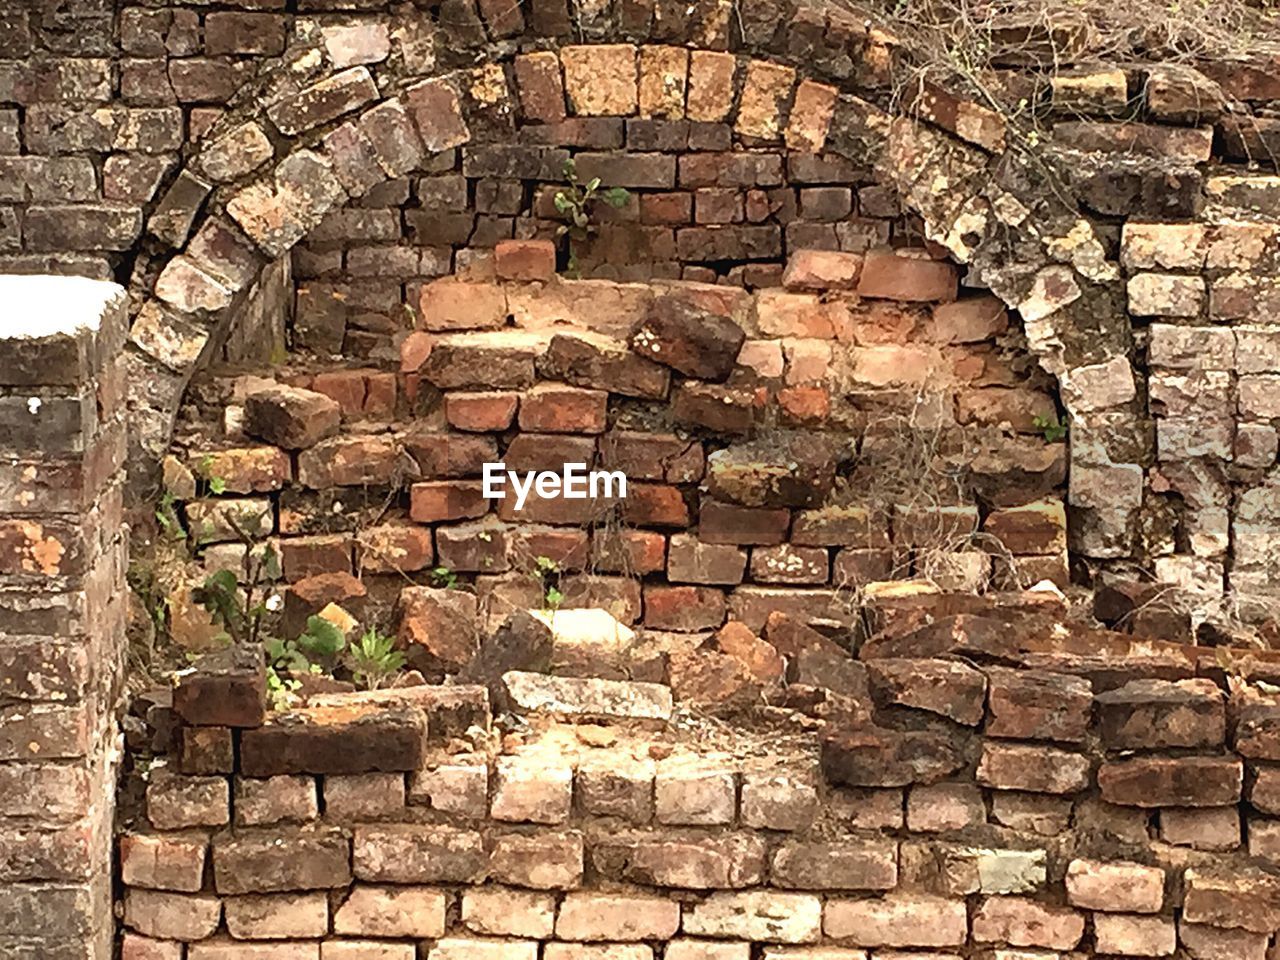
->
[0, 277, 131, 960]
[292, 148, 917, 359]
[167, 256, 1068, 642]
[121, 606, 1280, 959]
[1124, 210, 1280, 618]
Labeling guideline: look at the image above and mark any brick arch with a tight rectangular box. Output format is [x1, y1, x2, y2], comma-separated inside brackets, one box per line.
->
[121, 24, 1143, 560]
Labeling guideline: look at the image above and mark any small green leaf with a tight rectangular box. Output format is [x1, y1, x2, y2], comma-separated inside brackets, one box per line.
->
[553, 192, 573, 214]
[586, 177, 601, 192]
[601, 187, 631, 208]
[296, 615, 346, 658]
[208, 476, 227, 495]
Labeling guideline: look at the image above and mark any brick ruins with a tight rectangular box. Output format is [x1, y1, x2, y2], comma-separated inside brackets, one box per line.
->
[6, 0, 1280, 958]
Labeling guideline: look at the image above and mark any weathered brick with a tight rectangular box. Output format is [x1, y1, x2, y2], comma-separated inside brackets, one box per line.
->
[771, 839, 896, 891]
[120, 834, 207, 892]
[515, 51, 566, 123]
[213, 827, 350, 895]
[463, 887, 556, 938]
[235, 775, 319, 826]
[1066, 859, 1164, 913]
[489, 830, 584, 889]
[1095, 678, 1225, 750]
[655, 766, 736, 825]
[491, 757, 573, 824]
[1098, 756, 1242, 807]
[684, 891, 821, 944]
[147, 771, 229, 830]
[224, 892, 329, 939]
[204, 12, 286, 55]
[736, 60, 795, 140]
[267, 67, 379, 136]
[353, 824, 486, 883]
[556, 892, 681, 941]
[562, 45, 637, 115]
[124, 889, 222, 942]
[404, 77, 471, 152]
[823, 893, 966, 948]
[976, 742, 1091, 795]
[971, 895, 1085, 950]
[332, 885, 446, 937]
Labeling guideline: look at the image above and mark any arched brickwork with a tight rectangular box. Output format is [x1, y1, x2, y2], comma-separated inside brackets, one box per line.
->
[118, 11, 1143, 566]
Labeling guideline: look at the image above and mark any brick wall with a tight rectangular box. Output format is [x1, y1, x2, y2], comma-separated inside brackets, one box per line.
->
[0, 276, 130, 960]
[164, 260, 1067, 651]
[119, 599, 1280, 959]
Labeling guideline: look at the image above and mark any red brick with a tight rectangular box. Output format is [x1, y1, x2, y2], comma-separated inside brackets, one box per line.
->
[832, 547, 893, 585]
[405, 432, 499, 478]
[599, 431, 704, 482]
[401, 330, 433, 372]
[191, 447, 291, 494]
[514, 51, 566, 123]
[930, 295, 1009, 343]
[358, 523, 434, 574]
[510, 525, 590, 570]
[667, 533, 747, 584]
[782, 249, 862, 291]
[671, 383, 756, 433]
[496, 239, 556, 281]
[621, 483, 689, 527]
[749, 544, 828, 584]
[641, 192, 693, 224]
[409, 481, 489, 522]
[699, 501, 789, 545]
[504, 433, 597, 473]
[1099, 756, 1243, 807]
[592, 529, 667, 574]
[715, 620, 783, 682]
[297, 435, 400, 488]
[436, 520, 510, 573]
[972, 895, 1085, 950]
[857, 248, 959, 302]
[397, 586, 479, 672]
[755, 289, 853, 338]
[120, 834, 207, 892]
[518, 385, 608, 433]
[777, 386, 830, 424]
[311, 369, 367, 417]
[278, 534, 353, 580]
[419, 279, 508, 332]
[644, 585, 726, 631]
[446, 392, 520, 432]
[121, 933, 183, 960]
[497, 488, 614, 526]
[363, 372, 396, 417]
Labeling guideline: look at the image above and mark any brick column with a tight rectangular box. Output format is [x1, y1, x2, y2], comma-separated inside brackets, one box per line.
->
[0, 276, 130, 960]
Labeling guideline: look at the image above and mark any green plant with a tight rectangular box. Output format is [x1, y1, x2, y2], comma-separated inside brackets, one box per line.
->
[1032, 413, 1068, 443]
[430, 566, 459, 589]
[530, 555, 564, 610]
[346, 626, 406, 691]
[265, 613, 347, 674]
[154, 490, 185, 543]
[553, 158, 630, 277]
[195, 455, 228, 495]
[192, 542, 281, 646]
[266, 666, 301, 711]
